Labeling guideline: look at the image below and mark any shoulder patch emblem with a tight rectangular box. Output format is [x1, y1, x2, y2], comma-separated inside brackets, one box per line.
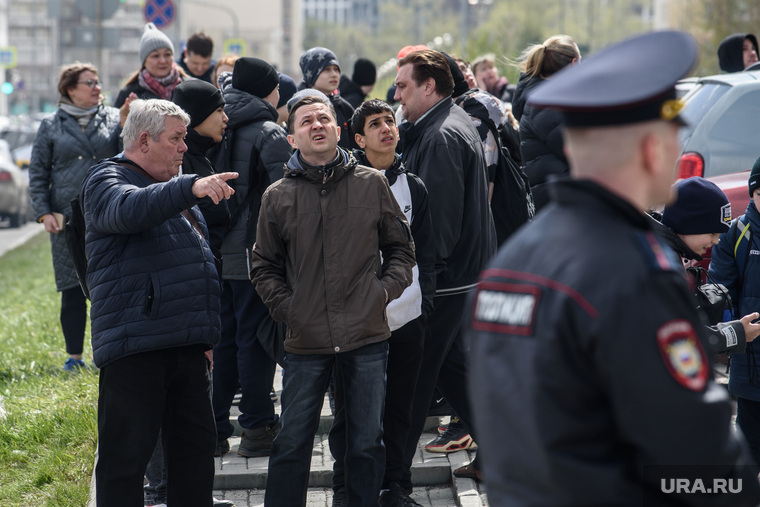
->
[471, 281, 540, 336]
[656, 320, 708, 391]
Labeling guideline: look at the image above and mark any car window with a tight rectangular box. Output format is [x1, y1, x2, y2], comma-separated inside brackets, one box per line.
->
[704, 88, 760, 176]
[679, 83, 730, 145]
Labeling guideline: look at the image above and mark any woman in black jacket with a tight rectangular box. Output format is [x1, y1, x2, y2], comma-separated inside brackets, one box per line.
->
[513, 34, 580, 211]
[29, 62, 126, 371]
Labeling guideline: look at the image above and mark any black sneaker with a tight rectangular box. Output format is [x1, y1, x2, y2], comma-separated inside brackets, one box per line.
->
[424, 416, 477, 453]
[237, 423, 278, 458]
[378, 483, 422, 507]
[214, 439, 230, 457]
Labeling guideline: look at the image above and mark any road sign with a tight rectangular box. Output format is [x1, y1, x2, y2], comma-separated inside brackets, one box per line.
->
[0, 47, 17, 69]
[144, 0, 175, 28]
[223, 39, 246, 57]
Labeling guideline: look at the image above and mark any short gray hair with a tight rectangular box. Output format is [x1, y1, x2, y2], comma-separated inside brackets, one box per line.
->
[121, 99, 190, 150]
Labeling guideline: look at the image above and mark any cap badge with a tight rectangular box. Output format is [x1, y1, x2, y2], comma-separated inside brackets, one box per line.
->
[660, 98, 684, 122]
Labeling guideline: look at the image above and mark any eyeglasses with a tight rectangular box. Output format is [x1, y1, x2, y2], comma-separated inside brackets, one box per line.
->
[77, 79, 101, 88]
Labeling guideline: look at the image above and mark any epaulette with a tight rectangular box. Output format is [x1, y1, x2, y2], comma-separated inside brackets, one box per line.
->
[635, 230, 683, 272]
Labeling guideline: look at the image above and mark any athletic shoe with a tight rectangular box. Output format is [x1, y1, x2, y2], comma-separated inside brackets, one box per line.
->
[424, 417, 477, 453]
[63, 358, 87, 371]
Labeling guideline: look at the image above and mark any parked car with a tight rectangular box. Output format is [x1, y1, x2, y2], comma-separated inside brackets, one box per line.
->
[0, 139, 31, 228]
[677, 69, 760, 215]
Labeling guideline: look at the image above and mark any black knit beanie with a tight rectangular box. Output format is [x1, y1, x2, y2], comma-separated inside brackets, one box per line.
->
[749, 155, 760, 197]
[171, 79, 225, 129]
[277, 72, 298, 109]
[662, 177, 731, 235]
[232, 57, 280, 99]
[352, 58, 376, 86]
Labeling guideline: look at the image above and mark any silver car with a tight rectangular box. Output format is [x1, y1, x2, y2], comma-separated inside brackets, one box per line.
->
[677, 69, 760, 214]
[0, 139, 30, 228]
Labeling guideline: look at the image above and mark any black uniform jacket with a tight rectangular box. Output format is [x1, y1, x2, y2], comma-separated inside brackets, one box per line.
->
[467, 179, 760, 506]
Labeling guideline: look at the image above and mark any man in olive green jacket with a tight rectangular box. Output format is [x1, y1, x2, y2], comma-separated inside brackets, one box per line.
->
[251, 94, 415, 506]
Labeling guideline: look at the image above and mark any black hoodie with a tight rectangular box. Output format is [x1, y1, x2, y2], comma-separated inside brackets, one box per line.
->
[718, 33, 759, 73]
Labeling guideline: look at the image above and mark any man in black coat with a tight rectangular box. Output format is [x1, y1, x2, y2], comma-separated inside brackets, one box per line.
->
[467, 31, 760, 506]
[394, 49, 496, 488]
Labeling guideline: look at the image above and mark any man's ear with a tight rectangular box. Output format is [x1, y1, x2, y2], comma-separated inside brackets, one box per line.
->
[139, 131, 151, 153]
[424, 78, 435, 95]
[355, 133, 366, 149]
[336, 124, 341, 141]
[641, 132, 663, 179]
[286, 134, 298, 150]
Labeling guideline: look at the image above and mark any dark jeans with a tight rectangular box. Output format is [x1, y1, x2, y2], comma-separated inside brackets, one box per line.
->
[330, 317, 425, 492]
[213, 279, 277, 439]
[61, 287, 87, 355]
[95, 346, 216, 507]
[401, 292, 476, 488]
[265, 341, 389, 507]
[736, 397, 760, 470]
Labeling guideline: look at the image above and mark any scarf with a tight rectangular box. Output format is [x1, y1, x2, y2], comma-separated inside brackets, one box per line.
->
[138, 64, 181, 100]
[58, 96, 99, 131]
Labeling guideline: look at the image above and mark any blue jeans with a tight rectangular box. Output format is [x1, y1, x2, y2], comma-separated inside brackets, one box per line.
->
[265, 341, 388, 507]
[144, 434, 167, 505]
[331, 317, 426, 491]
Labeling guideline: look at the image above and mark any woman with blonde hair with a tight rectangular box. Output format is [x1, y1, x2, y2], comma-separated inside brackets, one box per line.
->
[512, 34, 580, 211]
[114, 23, 190, 108]
[29, 62, 126, 370]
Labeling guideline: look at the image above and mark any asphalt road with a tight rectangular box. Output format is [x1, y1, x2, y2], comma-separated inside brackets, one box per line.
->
[0, 220, 44, 258]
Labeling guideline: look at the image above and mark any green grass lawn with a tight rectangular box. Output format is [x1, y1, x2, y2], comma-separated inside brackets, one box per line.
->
[0, 232, 97, 507]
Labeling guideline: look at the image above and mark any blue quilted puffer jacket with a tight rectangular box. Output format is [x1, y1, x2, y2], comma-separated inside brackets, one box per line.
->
[82, 157, 222, 368]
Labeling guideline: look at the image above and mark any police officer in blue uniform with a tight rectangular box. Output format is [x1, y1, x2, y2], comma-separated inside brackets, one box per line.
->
[467, 31, 760, 506]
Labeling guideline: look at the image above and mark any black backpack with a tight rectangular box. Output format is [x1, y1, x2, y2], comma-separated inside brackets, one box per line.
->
[207, 127, 265, 246]
[484, 120, 535, 245]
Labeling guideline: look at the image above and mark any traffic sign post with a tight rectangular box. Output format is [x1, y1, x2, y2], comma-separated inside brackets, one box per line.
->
[0, 47, 17, 69]
[144, 0, 175, 28]
[223, 39, 246, 57]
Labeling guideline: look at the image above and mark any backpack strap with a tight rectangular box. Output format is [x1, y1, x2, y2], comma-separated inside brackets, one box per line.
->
[734, 217, 751, 257]
[733, 216, 752, 292]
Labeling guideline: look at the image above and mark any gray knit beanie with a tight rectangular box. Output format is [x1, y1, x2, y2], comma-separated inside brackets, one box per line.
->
[139, 23, 175, 64]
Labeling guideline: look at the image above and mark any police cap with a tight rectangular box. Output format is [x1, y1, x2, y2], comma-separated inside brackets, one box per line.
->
[528, 30, 697, 127]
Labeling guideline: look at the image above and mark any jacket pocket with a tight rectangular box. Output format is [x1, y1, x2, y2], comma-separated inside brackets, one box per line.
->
[285, 286, 297, 337]
[144, 272, 161, 318]
[371, 275, 387, 323]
